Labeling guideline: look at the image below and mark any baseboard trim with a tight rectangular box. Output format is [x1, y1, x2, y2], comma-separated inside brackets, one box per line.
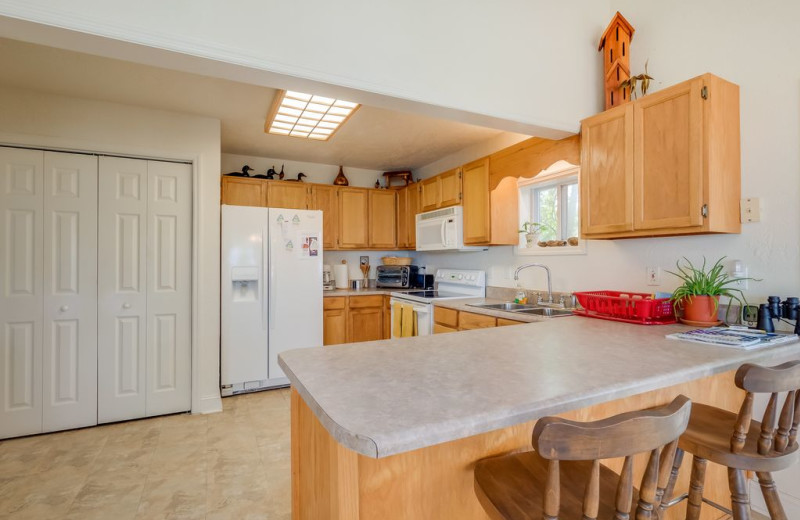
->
[193, 395, 223, 415]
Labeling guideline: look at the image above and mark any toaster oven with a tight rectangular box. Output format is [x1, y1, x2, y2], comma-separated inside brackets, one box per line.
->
[376, 265, 418, 288]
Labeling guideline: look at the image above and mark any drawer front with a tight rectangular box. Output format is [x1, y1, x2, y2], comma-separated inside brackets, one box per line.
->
[459, 311, 496, 330]
[349, 295, 384, 308]
[497, 318, 525, 327]
[434, 306, 459, 328]
[324, 296, 347, 310]
[433, 323, 458, 334]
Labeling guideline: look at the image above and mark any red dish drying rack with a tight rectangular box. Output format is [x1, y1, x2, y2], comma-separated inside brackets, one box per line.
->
[573, 290, 676, 325]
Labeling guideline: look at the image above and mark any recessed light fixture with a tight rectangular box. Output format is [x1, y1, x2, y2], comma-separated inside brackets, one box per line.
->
[265, 90, 360, 141]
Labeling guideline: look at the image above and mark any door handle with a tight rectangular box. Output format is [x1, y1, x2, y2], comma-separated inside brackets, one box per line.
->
[440, 221, 447, 247]
[122, 303, 131, 309]
[60, 305, 69, 312]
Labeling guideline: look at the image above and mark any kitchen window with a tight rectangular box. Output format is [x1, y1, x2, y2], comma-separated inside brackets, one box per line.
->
[516, 161, 585, 256]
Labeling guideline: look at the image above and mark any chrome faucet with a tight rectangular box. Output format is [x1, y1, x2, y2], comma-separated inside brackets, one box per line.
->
[513, 263, 553, 304]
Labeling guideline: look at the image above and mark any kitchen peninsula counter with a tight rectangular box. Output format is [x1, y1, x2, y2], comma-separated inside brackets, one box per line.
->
[279, 317, 800, 519]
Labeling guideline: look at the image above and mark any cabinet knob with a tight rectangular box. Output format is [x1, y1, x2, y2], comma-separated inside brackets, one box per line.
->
[60, 305, 69, 312]
[122, 303, 131, 309]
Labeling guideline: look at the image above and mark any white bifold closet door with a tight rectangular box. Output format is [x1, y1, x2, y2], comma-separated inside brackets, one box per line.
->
[0, 147, 98, 439]
[97, 157, 191, 423]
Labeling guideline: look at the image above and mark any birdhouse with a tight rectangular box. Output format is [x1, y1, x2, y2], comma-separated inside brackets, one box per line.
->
[598, 11, 635, 110]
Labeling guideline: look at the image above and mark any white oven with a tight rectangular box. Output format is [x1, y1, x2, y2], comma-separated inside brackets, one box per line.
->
[389, 297, 432, 337]
[389, 269, 486, 339]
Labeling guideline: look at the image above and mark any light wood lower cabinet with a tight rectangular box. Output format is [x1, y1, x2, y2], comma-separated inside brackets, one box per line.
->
[458, 311, 497, 331]
[323, 297, 347, 346]
[383, 295, 391, 340]
[324, 295, 384, 345]
[347, 295, 383, 343]
[433, 307, 526, 334]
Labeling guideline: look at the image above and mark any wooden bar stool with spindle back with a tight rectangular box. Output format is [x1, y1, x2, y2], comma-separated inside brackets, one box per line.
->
[661, 361, 800, 520]
[473, 395, 691, 520]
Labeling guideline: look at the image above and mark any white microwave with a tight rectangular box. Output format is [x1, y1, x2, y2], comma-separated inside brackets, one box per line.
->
[415, 206, 487, 252]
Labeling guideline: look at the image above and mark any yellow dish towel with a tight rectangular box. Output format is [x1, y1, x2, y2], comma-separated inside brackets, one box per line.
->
[392, 303, 403, 338]
[400, 304, 414, 337]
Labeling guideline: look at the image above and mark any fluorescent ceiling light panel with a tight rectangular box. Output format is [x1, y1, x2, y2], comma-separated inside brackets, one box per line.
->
[266, 90, 360, 141]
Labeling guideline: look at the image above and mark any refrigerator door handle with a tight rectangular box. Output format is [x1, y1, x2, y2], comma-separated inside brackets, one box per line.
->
[262, 229, 268, 331]
[269, 231, 277, 330]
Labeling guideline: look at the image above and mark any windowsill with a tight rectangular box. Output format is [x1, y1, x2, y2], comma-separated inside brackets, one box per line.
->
[514, 241, 587, 256]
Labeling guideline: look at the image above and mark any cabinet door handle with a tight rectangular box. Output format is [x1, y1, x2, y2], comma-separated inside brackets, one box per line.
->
[122, 303, 131, 309]
[60, 305, 69, 312]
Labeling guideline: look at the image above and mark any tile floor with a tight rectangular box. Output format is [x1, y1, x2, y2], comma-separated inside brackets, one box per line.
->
[0, 388, 291, 520]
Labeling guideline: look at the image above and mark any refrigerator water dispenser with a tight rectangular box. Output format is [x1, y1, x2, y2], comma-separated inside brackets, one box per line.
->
[231, 266, 259, 302]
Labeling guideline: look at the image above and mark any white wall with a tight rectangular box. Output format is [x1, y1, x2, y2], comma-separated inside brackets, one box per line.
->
[0, 1, 607, 136]
[416, 0, 800, 305]
[222, 153, 384, 188]
[0, 85, 223, 415]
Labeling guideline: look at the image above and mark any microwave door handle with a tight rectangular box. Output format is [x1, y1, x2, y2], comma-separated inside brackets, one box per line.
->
[440, 220, 447, 247]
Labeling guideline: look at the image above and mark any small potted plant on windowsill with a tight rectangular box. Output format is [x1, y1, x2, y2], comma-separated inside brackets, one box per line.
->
[667, 257, 754, 325]
[519, 222, 550, 248]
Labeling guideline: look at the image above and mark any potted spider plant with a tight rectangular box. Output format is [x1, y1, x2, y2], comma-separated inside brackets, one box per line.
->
[518, 222, 550, 248]
[667, 257, 754, 324]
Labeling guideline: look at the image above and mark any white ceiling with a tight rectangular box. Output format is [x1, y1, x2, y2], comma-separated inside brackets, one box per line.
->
[0, 38, 526, 171]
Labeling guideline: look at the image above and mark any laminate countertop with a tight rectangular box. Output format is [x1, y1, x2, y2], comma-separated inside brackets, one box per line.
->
[278, 312, 800, 459]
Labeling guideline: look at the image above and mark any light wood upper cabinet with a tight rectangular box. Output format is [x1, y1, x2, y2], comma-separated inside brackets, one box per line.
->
[420, 176, 440, 212]
[634, 79, 703, 230]
[310, 185, 339, 250]
[462, 158, 491, 244]
[338, 187, 369, 249]
[419, 168, 461, 212]
[580, 104, 634, 235]
[221, 176, 267, 207]
[267, 182, 308, 210]
[580, 73, 741, 239]
[407, 183, 419, 249]
[396, 184, 420, 249]
[368, 190, 397, 248]
[439, 168, 461, 207]
[396, 187, 409, 249]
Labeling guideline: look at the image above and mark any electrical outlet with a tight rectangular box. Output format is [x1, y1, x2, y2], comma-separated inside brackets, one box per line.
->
[359, 256, 369, 266]
[646, 266, 661, 286]
[742, 305, 759, 325]
[730, 260, 748, 290]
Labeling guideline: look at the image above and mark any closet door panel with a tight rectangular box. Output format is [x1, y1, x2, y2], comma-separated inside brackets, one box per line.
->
[146, 161, 191, 416]
[42, 152, 98, 432]
[0, 147, 44, 439]
[98, 156, 148, 423]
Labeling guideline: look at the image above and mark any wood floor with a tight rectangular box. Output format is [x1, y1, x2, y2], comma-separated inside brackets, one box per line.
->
[0, 388, 291, 519]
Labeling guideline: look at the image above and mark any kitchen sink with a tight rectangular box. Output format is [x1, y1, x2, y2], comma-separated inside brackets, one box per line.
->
[514, 308, 574, 317]
[468, 302, 537, 311]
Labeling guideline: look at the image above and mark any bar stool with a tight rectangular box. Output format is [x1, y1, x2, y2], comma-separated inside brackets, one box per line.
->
[473, 395, 691, 520]
[663, 361, 800, 520]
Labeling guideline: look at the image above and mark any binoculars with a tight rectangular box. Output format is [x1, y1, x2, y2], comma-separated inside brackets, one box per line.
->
[756, 296, 800, 333]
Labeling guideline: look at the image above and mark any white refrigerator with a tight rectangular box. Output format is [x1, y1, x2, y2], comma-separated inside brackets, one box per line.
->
[221, 205, 323, 395]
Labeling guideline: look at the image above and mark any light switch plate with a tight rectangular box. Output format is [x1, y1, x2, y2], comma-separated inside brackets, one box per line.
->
[740, 197, 761, 223]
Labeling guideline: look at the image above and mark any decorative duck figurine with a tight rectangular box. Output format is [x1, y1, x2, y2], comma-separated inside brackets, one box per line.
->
[278, 165, 285, 180]
[225, 165, 253, 177]
[260, 165, 278, 179]
[286, 172, 307, 182]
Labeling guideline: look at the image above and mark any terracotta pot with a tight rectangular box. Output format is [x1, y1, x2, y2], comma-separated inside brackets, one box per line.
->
[682, 295, 720, 323]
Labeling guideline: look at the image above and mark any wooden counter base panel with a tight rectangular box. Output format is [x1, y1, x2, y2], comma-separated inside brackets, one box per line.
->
[291, 370, 743, 520]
